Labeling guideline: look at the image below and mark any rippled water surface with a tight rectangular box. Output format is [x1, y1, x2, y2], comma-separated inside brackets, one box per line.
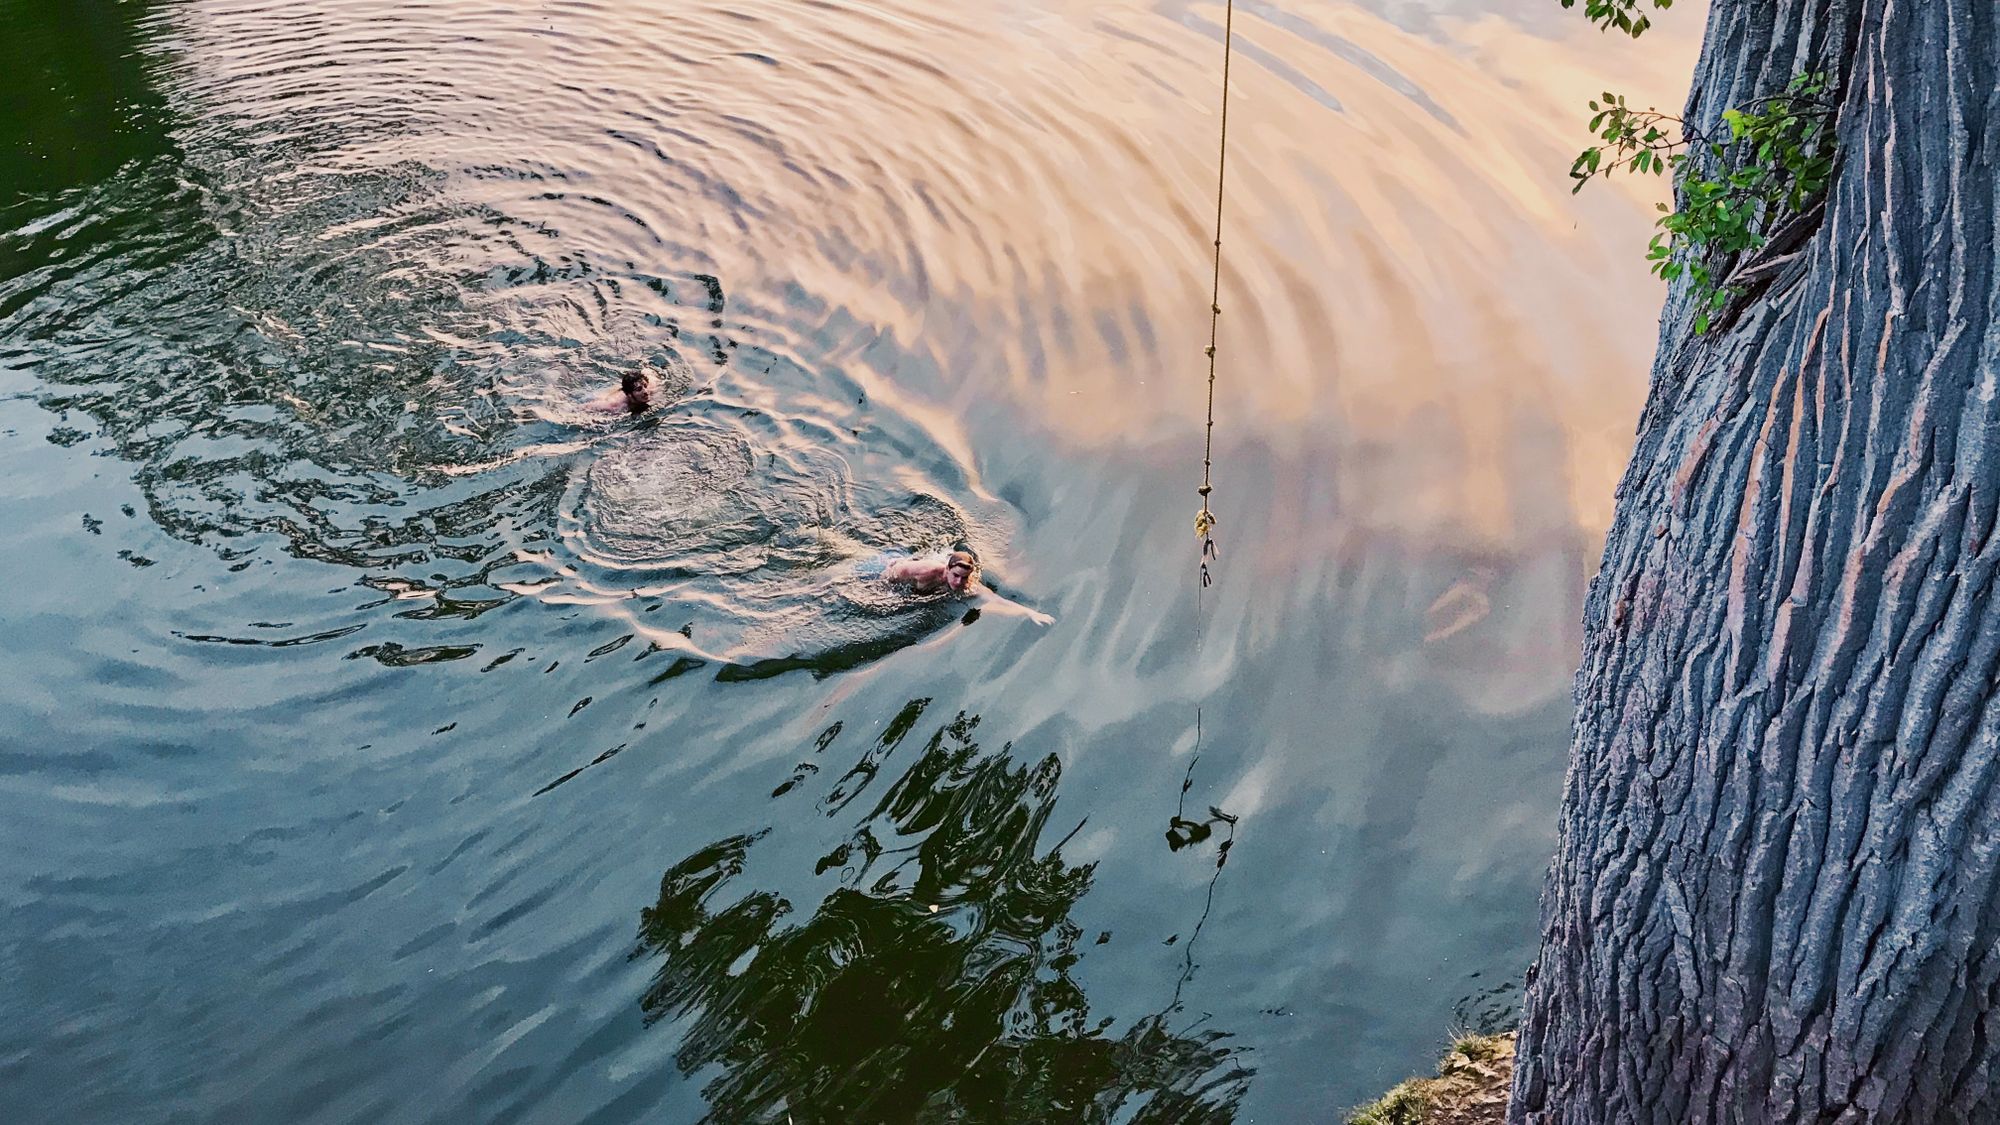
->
[1, 0, 1697, 1119]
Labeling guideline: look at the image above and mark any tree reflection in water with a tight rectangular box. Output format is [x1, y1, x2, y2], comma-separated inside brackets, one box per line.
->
[630, 704, 1254, 1123]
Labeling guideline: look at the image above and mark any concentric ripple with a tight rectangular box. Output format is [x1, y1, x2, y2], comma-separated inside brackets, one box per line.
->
[4, 0, 1694, 663]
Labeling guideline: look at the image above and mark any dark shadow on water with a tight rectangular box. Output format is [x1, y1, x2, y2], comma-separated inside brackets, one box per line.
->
[0, 0, 170, 205]
[713, 602, 966, 683]
[629, 706, 1255, 1123]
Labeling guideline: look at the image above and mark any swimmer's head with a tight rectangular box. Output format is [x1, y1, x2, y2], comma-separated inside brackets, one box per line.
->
[944, 550, 977, 592]
[620, 369, 652, 412]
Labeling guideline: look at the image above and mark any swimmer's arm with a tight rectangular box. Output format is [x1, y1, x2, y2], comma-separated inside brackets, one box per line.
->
[968, 584, 1053, 627]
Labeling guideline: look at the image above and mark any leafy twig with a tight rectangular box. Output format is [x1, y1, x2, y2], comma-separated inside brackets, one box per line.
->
[1571, 73, 1837, 334]
[1560, 0, 1676, 38]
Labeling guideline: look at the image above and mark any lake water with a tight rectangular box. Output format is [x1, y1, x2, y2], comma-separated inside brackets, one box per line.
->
[0, 1, 1696, 1120]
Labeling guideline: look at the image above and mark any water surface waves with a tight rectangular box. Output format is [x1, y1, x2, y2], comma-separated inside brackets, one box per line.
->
[0, 0, 1697, 1120]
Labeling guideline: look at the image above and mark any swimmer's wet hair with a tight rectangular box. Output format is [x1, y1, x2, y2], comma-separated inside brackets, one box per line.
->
[620, 369, 647, 395]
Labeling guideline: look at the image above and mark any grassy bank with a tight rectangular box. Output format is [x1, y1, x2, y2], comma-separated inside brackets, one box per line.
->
[1347, 1032, 1515, 1125]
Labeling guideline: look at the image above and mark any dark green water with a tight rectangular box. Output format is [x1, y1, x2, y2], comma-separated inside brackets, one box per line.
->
[0, 0, 1692, 1119]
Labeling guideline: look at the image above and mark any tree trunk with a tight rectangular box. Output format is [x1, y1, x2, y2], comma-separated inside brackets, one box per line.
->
[1512, 2, 2000, 1122]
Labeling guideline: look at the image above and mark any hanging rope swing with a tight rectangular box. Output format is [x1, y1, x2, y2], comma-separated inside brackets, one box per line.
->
[1195, 0, 1235, 589]
[1167, 0, 1241, 932]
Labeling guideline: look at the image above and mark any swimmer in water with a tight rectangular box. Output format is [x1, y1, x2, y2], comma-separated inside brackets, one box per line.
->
[882, 549, 1054, 626]
[589, 369, 658, 415]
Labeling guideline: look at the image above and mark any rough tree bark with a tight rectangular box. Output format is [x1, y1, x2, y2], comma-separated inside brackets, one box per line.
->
[1512, 1, 2000, 1122]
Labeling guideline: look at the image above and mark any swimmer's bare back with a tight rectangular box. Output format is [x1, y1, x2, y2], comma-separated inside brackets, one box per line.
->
[881, 554, 964, 594]
[882, 551, 1053, 626]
